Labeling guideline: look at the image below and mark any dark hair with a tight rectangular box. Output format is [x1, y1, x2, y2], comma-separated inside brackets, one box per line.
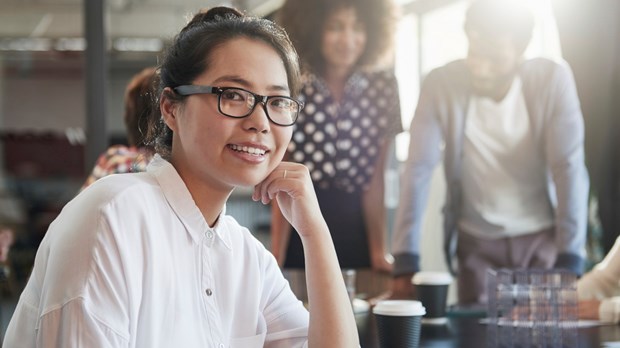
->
[464, 0, 535, 53]
[276, 0, 397, 74]
[124, 67, 158, 148]
[147, 6, 301, 158]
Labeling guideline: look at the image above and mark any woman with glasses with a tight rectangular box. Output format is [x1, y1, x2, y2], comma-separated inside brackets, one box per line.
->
[4, 7, 359, 347]
[272, 0, 402, 300]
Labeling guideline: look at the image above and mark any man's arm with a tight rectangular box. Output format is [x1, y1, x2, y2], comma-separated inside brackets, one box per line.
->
[545, 62, 589, 274]
[390, 73, 445, 296]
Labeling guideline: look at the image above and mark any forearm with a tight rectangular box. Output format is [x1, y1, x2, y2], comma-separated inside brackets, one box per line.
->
[362, 145, 390, 264]
[362, 192, 388, 264]
[551, 164, 588, 274]
[256, 163, 358, 347]
[546, 62, 589, 274]
[598, 297, 620, 323]
[390, 99, 441, 272]
[578, 238, 620, 299]
[302, 223, 359, 347]
[270, 201, 292, 266]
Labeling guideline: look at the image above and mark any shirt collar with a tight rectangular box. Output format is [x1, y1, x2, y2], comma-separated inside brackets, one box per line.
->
[147, 155, 232, 250]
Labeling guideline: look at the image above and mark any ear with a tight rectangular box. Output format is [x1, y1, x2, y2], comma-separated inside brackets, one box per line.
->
[160, 87, 179, 132]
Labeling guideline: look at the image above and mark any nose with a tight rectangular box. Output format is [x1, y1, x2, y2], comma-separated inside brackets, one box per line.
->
[242, 102, 271, 133]
[342, 28, 361, 48]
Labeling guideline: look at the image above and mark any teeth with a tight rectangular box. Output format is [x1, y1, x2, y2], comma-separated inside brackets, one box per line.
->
[230, 144, 266, 156]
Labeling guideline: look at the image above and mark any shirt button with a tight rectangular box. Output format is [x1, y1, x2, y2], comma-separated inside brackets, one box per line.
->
[206, 288, 213, 296]
[219, 344, 225, 348]
[206, 231, 214, 239]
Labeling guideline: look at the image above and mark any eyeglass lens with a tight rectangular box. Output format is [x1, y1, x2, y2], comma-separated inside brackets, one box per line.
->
[219, 88, 299, 125]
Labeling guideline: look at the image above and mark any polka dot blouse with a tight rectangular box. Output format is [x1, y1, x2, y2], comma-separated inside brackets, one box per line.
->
[288, 70, 403, 193]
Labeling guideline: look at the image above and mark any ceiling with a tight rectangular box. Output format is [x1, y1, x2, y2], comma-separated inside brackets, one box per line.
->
[0, 0, 285, 40]
[0, 0, 437, 69]
[0, 0, 286, 69]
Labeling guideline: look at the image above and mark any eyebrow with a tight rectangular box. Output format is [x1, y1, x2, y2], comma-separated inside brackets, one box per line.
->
[211, 75, 290, 93]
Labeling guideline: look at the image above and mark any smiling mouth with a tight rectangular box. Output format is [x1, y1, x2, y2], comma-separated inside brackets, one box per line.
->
[228, 144, 268, 156]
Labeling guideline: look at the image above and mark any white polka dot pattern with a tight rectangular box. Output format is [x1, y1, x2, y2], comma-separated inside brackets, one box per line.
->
[289, 71, 403, 192]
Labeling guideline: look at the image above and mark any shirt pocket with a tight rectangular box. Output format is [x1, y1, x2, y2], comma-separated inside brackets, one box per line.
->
[230, 331, 266, 348]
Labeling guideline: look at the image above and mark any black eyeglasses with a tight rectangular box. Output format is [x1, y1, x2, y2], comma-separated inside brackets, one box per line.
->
[173, 85, 303, 126]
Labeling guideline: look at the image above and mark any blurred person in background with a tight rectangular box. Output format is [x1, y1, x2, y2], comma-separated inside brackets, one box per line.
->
[272, 0, 402, 301]
[390, 0, 589, 305]
[578, 235, 620, 323]
[0, 173, 20, 277]
[81, 67, 157, 190]
[0, 228, 14, 263]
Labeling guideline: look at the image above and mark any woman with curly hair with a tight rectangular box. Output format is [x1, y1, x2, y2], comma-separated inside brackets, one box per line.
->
[272, 0, 402, 300]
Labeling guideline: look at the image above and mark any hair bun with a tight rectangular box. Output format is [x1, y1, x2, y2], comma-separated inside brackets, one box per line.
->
[188, 6, 243, 26]
[204, 6, 243, 20]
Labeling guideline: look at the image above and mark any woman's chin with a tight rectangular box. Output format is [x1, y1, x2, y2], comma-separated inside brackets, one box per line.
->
[232, 173, 269, 188]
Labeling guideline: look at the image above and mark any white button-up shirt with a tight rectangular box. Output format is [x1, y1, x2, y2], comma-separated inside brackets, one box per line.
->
[4, 156, 309, 348]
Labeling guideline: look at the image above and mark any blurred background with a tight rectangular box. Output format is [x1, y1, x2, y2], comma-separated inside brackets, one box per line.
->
[0, 0, 618, 335]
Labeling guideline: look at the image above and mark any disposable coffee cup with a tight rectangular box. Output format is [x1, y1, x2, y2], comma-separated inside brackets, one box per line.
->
[373, 300, 426, 348]
[412, 271, 452, 325]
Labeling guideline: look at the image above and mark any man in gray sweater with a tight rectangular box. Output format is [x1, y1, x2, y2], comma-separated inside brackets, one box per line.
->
[390, 0, 589, 304]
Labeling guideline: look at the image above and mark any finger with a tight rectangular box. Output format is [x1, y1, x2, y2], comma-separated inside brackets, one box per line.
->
[253, 165, 286, 202]
[252, 184, 261, 201]
[261, 168, 291, 204]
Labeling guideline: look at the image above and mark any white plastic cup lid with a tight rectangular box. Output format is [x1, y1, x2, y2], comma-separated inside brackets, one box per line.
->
[412, 271, 453, 285]
[373, 300, 426, 316]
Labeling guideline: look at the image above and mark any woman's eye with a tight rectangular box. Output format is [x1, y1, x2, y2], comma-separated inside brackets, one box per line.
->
[221, 90, 245, 101]
[271, 98, 293, 109]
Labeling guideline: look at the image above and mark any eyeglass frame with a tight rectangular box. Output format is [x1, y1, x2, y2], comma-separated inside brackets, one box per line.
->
[173, 85, 304, 127]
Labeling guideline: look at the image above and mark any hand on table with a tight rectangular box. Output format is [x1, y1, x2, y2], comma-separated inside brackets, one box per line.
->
[371, 253, 393, 273]
[578, 299, 600, 320]
[389, 274, 416, 300]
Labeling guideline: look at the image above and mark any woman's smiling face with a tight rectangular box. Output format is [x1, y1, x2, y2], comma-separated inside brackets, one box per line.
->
[162, 37, 293, 192]
[321, 6, 367, 72]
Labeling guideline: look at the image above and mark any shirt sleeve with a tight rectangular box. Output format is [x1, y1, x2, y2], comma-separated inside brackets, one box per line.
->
[578, 236, 620, 323]
[390, 68, 444, 275]
[3, 208, 131, 348]
[597, 297, 620, 323]
[5, 196, 130, 348]
[578, 237, 620, 298]
[544, 61, 589, 274]
[37, 298, 129, 348]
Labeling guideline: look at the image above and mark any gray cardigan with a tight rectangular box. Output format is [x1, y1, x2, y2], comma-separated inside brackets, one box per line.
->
[392, 58, 589, 276]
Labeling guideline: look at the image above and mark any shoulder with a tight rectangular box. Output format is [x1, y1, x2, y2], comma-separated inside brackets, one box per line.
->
[520, 58, 575, 84]
[49, 174, 160, 246]
[521, 57, 570, 72]
[76, 172, 158, 209]
[27, 173, 160, 307]
[422, 60, 469, 90]
[299, 72, 324, 96]
[428, 59, 467, 76]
